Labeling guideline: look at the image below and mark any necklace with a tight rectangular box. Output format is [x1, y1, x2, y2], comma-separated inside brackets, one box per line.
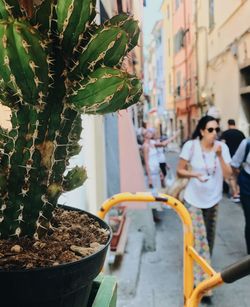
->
[201, 150, 217, 177]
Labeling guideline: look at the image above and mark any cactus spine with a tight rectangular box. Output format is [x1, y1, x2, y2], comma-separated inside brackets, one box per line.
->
[0, 0, 142, 239]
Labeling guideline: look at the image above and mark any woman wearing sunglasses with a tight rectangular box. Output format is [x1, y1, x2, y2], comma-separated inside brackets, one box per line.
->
[176, 115, 232, 301]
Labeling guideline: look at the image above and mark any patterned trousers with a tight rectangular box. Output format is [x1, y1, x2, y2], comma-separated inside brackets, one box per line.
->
[185, 202, 219, 285]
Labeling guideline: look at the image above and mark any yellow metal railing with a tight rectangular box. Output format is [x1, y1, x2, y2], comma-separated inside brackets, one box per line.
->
[98, 192, 250, 307]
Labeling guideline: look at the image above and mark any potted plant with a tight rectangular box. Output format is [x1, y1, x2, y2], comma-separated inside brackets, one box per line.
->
[0, 0, 142, 306]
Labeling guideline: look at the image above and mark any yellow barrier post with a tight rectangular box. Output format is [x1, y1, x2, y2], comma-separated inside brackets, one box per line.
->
[98, 192, 195, 305]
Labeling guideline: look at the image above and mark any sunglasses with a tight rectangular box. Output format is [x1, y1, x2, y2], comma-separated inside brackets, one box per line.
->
[206, 127, 220, 133]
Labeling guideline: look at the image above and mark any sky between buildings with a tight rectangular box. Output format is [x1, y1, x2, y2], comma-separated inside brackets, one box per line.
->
[143, 0, 163, 47]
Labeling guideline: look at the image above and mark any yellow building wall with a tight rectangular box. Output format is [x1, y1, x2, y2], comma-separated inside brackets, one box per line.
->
[161, 0, 174, 111]
[131, 0, 144, 79]
[208, 0, 250, 61]
[160, 0, 176, 134]
[197, 0, 250, 134]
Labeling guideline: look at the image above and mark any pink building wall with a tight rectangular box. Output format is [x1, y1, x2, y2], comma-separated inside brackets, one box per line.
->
[115, 0, 147, 207]
[118, 110, 147, 209]
[173, 0, 199, 139]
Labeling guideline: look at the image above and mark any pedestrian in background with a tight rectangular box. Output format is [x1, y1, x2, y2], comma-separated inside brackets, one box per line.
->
[156, 133, 179, 188]
[142, 128, 161, 190]
[143, 128, 179, 221]
[142, 128, 164, 222]
[143, 128, 180, 188]
[176, 115, 232, 299]
[231, 138, 250, 255]
[220, 119, 245, 202]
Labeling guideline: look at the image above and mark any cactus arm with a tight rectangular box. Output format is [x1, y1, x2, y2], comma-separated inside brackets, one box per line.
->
[67, 67, 126, 110]
[66, 112, 82, 157]
[0, 0, 23, 19]
[0, 1, 141, 239]
[120, 78, 143, 110]
[0, 25, 13, 92]
[63, 166, 87, 191]
[103, 31, 128, 67]
[104, 14, 140, 52]
[0, 106, 30, 237]
[0, 19, 50, 105]
[90, 81, 130, 115]
[56, 0, 96, 57]
[93, 77, 142, 114]
[30, 0, 56, 35]
[121, 20, 140, 52]
[67, 67, 142, 114]
[70, 26, 129, 77]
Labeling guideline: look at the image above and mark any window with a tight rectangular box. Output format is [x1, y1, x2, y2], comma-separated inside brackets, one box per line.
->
[179, 120, 184, 144]
[167, 5, 170, 18]
[192, 119, 196, 132]
[209, 0, 214, 28]
[174, 28, 185, 54]
[176, 71, 181, 97]
[175, 0, 180, 10]
[170, 118, 173, 133]
[156, 34, 162, 47]
[168, 74, 172, 94]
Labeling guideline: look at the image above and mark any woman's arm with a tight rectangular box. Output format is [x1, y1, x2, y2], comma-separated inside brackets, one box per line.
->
[177, 158, 204, 180]
[143, 144, 153, 187]
[155, 130, 180, 147]
[215, 144, 232, 179]
[218, 156, 232, 179]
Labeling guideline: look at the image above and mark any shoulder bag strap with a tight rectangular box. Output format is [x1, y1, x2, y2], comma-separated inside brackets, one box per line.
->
[189, 140, 195, 162]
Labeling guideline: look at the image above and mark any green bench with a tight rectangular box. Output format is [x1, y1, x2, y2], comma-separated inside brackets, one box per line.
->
[88, 274, 117, 307]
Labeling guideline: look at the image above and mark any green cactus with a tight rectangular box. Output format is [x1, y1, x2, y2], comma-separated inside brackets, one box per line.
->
[0, 0, 142, 239]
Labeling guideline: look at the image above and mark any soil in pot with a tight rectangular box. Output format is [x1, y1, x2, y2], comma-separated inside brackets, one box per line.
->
[0, 207, 111, 307]
[0, 207, 110, 270]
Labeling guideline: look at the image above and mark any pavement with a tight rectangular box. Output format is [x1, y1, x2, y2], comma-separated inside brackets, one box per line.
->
[105, 151, 250, 307]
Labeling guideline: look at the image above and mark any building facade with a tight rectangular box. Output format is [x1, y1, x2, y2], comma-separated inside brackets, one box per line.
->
[145, 1, 250, 139]
[172, 0, 200, 142]
[161, 0, 175, 136]
[144, 39, 158, 127]
[197, 0, 250, 134]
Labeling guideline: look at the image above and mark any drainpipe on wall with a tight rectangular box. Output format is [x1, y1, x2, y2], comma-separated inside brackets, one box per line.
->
[183, 0, 191, 137]
[194, 0, 202, 116]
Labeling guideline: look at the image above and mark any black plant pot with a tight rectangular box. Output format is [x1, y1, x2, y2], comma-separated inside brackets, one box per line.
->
[0, 207, 112, 307]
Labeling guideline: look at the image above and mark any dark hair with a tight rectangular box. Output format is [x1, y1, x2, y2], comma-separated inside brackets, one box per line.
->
[192, 115, 217, 140]
[227, 119, 235, 125]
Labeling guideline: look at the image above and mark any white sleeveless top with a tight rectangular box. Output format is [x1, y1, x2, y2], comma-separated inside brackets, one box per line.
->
[148, 140, 160, 174]
[179, 140, 231, 208]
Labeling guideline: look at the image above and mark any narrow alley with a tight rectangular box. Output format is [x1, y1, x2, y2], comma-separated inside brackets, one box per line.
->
[107, 151, 250, 307]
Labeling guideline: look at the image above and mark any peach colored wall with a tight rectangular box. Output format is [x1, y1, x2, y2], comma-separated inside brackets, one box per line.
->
[118, 110, 147, 209]
[205, 0, 250, 134]
[173, 0, 198, 138]
[118, 110, 146, 193]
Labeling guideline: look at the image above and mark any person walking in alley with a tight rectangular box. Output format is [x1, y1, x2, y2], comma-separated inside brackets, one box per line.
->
[156, 134, 179, 188]
[143, 128, 179, 221]
[143, 128, 161, 191]
[231, 138, 250, 255]
[176, 115, 232, 300]
[220, 119, 245, 202]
